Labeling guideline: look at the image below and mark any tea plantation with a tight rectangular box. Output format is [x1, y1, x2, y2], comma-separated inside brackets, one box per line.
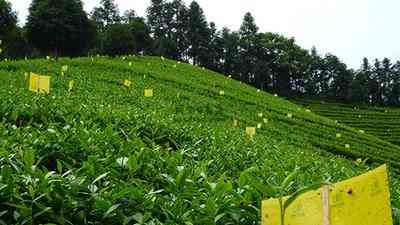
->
[295, 99, 400, 146]
[0, 56, 399, 224]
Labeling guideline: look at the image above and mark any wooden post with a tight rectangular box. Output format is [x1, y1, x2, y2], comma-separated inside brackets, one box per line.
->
[321, 185, 330, 225]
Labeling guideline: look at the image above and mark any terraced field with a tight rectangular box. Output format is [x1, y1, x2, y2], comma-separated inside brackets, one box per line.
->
[0, 56, 399, 224]
[295, 99, 400, 146]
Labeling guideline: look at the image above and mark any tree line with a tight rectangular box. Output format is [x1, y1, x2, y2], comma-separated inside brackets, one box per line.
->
[1, 0, 399, 106]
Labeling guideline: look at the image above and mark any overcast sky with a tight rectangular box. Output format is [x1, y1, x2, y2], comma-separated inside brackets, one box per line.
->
[10, 0, 400, 69]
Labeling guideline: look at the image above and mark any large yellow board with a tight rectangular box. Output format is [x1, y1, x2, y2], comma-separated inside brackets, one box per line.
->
[262, 165, 392, 225]
[29, 73, 50, 93]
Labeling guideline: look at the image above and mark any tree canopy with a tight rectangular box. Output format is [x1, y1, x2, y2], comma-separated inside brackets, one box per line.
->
[26, 0, 94, 56]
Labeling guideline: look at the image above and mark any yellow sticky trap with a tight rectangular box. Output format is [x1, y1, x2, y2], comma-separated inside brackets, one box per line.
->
[29, 73, 40, 92]
[61, 65, 68, 72]
[246, 127, 256, 139]
[29, 73, 50, 93]
[257, 123, 262, 129]
[262, 165, 392, 225]
[144, 89, 153, 97]
[38, 76, 50, 93]
[123, 80, 132, 87]
[68, 80, 74, 92]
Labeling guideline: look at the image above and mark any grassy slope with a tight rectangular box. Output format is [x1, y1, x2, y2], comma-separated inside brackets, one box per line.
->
[0, 56, 398, 224]
[295, 98, 400, 146]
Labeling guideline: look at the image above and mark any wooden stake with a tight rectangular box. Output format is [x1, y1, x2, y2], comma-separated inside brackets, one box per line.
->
[321, 185, 330, 225]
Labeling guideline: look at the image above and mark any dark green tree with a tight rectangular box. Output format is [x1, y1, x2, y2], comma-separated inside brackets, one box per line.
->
[4, 26, 34, 58]
[327, 55, 353, 101]
[103, 23, 135, 56]
[0, 0, 17, 57]
[0, 0, 16, 40]
[239, 12, 259, 83]
[91, 0, 120, 30]
[381, 57, 392, 104]
[389, 61, 400, 105]
[147, 0, 166, 40]
[352, 58, 370, 103]
[26, 0, 94, 56]
[205, 22, 224, 71]
[168, 0, 189, 60]
[147, 0, 178, 57]
[123, 9, 137, 24]
[258, 32, 311, 96]
[305, 47, 323, 95]
[122, 12, 152, 54]
[187, 1, 210, 65]
[221, 28, 241, 78]
[370, 59, 383, 104]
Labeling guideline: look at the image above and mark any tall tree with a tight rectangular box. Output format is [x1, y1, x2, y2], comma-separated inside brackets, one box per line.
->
[352, 58, 370, 103]
[103, 23, 135, 56]
[389, 61, 400, 105]
[122, 12, 152, 54]
[204, 22, 224, 71]
[91, 0, 120, 30]
[147, 0, 166, 40]
[0, 0, 16, 40]
[239, 12, 259, 83]
[187, 1, 210, 65]
[305, 47, 323, 95]
[147, 0, 178, 56]
[26, 0, 94, 56]
[327, 55, 353, 101]
[258, 32, 311, 96]
[123, 9, 137, 24]
[168, 0, 189, 60]
[0, 0, 17, 56]
[221, 28, 240, 78]
[381, 57, 392, 103]
[370, 59, 383, 104]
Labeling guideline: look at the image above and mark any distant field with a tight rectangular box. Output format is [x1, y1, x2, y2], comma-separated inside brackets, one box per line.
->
[0, 56, 398, 224]
[295, 99, 400, 146]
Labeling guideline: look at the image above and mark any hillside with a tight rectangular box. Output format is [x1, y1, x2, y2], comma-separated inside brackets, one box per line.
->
[295, 99, 400, 146]
[0, 56, 399, 224]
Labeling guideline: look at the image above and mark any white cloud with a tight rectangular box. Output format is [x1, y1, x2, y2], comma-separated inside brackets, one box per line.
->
[9, 0, 400, 68]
